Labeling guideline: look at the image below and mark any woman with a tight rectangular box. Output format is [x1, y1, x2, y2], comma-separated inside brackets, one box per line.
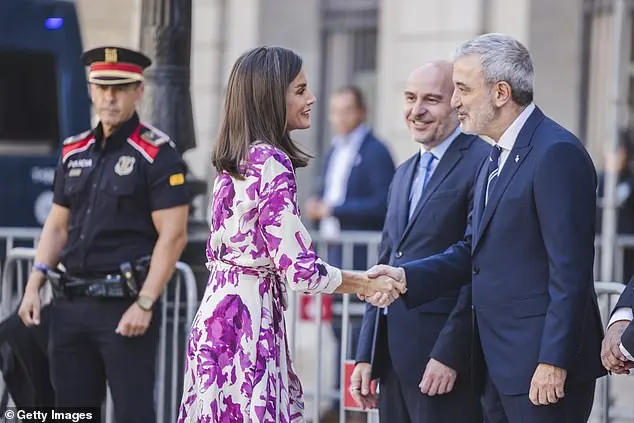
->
[177, 47, 404, 422]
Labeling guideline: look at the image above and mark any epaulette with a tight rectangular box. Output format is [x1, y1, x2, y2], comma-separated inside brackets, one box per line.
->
[62, 130, 95, 163]
[128, 123, 175, 164]
[62, 129, 92, 146]
[138, 122, 173, 147]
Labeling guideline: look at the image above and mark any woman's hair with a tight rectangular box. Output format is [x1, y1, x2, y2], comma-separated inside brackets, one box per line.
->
[212, 46, 312, 178]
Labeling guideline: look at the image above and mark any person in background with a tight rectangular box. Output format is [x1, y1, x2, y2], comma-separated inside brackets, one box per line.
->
[596, 130, 634, 281]
[18, 46, 190, 422]
[304, 86, 395, 420]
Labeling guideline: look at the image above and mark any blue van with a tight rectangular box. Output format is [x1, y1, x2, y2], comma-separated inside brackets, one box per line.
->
[0, 0, 91, 227]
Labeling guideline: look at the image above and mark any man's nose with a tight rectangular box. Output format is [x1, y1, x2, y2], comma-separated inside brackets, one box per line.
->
[412, 100, 427, 116]
[450, 91, 460, 109]
[103, 87, 117, 101]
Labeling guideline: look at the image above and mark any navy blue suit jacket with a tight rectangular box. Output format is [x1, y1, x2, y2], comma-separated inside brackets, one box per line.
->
[355, 133, 489, 386]
[399, 107, 607, 395]
[615, 277, 634, 309]
[319, 131, 395, 232]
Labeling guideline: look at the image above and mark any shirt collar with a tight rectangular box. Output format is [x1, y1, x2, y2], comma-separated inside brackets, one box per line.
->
[93, 112, 140, 150]
[333, 123, 370, 147]
[497, 103, 535, 152]
[420, 125, 461, 161]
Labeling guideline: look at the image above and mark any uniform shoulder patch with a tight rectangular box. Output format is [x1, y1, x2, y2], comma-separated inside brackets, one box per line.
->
[128, 123, 175, 164]
[61, 130, 95, 163]
[62, 129, 92, 146]
[138, 123, 173, 147]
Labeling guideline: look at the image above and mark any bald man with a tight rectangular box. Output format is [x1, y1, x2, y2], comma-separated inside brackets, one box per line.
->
[349, 61, 488, 422]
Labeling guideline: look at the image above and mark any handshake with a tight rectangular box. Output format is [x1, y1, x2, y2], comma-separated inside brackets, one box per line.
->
[357, 265, 407, 308]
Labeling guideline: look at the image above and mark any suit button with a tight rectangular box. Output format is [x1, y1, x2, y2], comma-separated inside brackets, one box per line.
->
[396, 251, 403, 258]
[472, 265, 479, 275]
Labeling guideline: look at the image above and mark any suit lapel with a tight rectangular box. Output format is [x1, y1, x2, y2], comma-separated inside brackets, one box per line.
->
[473, 107, 545, 251]
[396, 156, 418, 238]
[399, 135, 466, 245]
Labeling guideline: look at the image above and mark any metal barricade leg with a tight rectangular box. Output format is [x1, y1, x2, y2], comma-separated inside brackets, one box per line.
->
[105, 387, 115, 423]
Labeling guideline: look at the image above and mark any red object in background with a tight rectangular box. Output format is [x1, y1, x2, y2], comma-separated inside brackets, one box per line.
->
[342, 360, 378, 411]
[299, 294, 333, 321]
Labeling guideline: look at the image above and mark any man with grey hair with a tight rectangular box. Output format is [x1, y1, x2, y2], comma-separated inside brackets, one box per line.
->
[349, 60, 487, 423]
[364, 33, 606, 423]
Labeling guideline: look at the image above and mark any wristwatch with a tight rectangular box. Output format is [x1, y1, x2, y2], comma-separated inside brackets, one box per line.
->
[136, 295, 154, 311]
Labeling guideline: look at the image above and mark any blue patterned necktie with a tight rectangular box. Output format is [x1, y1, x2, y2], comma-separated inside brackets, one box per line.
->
[409, 151, 435, 219]
[486, 145, 502, 205]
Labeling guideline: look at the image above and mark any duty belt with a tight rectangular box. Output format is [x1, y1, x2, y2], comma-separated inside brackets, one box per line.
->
[46, 256, 150, 299]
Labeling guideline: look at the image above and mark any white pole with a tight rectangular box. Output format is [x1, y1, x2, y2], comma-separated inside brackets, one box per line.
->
[600, 0, 627, 283]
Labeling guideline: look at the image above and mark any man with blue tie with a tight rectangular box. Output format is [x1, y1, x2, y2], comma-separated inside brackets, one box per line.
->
[349, 61, 488, 423]
[365, 33, 606, 423]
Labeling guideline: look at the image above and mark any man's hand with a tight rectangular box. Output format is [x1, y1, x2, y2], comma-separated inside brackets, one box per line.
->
[419, 358, 457, 396]
[18, 287, 41, 327]
[529, 363, 567, 405]
[601, 320, 633, 374]
[303, 198, 331, 221]
[349, 362, 378, 410]
[361, 265, 407, 307]
[116, 303, 153, 337]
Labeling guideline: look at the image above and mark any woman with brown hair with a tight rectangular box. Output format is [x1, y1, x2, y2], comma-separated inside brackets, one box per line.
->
[177, 46, 405, 422]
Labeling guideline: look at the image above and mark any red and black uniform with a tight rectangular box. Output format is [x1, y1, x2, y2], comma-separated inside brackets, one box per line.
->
[54, 112, 188, 275]
[49, 112, 188, 422]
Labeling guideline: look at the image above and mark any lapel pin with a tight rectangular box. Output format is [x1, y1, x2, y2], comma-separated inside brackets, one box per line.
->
[515, 154, 520, 163]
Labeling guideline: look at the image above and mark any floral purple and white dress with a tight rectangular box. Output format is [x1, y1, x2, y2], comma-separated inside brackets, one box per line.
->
[177, 143, 342, 422]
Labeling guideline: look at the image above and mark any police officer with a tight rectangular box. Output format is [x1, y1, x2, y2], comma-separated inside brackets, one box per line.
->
[17, 46, 190, 422]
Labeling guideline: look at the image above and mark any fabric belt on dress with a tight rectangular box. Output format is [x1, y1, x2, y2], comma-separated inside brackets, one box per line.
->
[206, 260, 288, 310]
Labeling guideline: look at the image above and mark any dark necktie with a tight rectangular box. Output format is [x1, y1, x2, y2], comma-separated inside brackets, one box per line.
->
[486, 145, 502, 205]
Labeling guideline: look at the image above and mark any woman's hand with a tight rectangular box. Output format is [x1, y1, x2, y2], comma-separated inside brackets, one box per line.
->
[360, 266, 407, 307]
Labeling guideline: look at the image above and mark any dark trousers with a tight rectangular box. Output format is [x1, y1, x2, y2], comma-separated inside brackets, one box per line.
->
[48, 297, 160, 423]
[379, 350, 483, 423]
[482, 371, 595, 423]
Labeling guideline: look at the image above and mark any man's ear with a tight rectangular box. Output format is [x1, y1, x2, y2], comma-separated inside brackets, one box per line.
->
[493, 81, 512, 108]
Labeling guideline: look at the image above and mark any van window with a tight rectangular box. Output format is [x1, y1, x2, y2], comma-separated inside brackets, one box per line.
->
[0, 49, 60, 155]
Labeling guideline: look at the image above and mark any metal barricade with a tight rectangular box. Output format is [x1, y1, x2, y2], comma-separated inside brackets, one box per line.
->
[593, 281, 634, 423]
[0, 247, 198, 423]
[0, 227, 41, 266]
[286, 230, 382, 423]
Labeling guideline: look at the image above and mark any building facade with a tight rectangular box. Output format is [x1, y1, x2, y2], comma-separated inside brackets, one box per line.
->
[75, 0, 623, 203]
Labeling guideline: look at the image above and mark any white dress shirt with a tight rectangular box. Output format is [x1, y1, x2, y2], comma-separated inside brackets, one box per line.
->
[493, 103, 536, 174]
[321, 123, 370, 239]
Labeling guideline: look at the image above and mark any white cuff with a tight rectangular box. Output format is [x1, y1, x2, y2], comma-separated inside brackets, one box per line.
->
[608, 307, 633, 328]
[321, 264, 342, 294]
[620, 343, 634, 361]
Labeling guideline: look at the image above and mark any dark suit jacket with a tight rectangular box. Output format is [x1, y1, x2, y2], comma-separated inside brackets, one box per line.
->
[318, 130, 395, 271]
[399, 107, 607, 395]
[614, 276, 634, 309]
[355, 133, 489, 386]
[319, 130, 395, 233]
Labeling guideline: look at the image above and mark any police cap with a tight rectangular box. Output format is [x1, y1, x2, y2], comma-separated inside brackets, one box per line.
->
[81, 46, 152, 85]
